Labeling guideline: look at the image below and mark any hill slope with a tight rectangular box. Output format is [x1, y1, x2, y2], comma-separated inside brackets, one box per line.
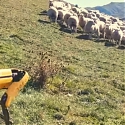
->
[0, 0, 125, 125]
[87, 2, 125, 18]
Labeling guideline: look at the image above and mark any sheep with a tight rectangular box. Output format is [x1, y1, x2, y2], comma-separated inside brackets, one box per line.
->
[117, 20, 124, 26]
[122, 30, 125, 44]
[69, 10, 78, 17]
[65, 3, 72, 10]
[71, 7, 81, 14]
[104, 24, 112, 40]
[47, 0, 125, 46]
[105, 19, 112, 25]
[49, 0, 53, 8]
[50, 0, 65, 9]
[95, 20, 105, 38]
[96, 12, 101, 18]
[64, 11, 73, 27]
[99, 16, 107, 23]
[57, 9, 67, 24]
[110, 17, 119, 23]
[87, 12, 96, 18]
[104, 24, 120, 41]
[120, 25, 125, 31]
[47, 6, 58, 22]
[79, 14, 92, 33]
[111, 28, 123, 45]
[67, 15, 79, 33]
[84, 20, 95, 33]
[84, 20, 97, 39]
[93, 10, 100, 14]
[87, 9, 93, 13]
[80, 7, 88, 17]
[91, 23, 100, 40]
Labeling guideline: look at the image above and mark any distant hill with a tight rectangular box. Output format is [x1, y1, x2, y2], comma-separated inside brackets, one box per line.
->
[86, 2, 125, 19]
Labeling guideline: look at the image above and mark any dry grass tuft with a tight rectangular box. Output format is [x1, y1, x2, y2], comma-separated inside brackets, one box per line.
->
[34, 52, 64, 89]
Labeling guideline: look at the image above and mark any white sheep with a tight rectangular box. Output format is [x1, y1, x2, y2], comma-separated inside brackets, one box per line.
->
[111, 28, 123, 45]
[104, 24, 113, 41]
[104, 23, 120, 41]
[122, 30, 125, 44]
[64, 11, 73, 27]
[71, 7, 81, 14]
[80, 7, 88, 17]
[91, 23, 100, 40]
[47, 6, 58, 22]
[67, 15, 79, 33]
[120, 26, 125, 31]
[65, 3, 72, 10]
[84, 20, 96, 39]
[79, 14, 92, 33]
[84, 20, 95, 33]
[99, 16, 107, 23]
[50, 1, 65, 9]
[57, 9, 67, 24]
[87, 12, 96, 18]
[95, 20, 105, 38]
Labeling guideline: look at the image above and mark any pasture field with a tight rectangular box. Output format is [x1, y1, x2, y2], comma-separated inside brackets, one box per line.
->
[0, 0, 125, 124]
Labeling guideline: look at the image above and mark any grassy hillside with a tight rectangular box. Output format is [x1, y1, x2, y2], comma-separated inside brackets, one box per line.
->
[0, 0, 125, 125]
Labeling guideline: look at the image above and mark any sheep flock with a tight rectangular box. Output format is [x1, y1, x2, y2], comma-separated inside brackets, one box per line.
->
[47, 0, 125, 47]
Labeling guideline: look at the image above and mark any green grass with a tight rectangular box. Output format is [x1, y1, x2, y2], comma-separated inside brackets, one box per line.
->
[0, 0, 125, 124]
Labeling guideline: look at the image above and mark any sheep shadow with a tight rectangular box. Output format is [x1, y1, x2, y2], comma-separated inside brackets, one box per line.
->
[117, 45, 125, 50]
[38, 19, 50, 24]
[104, 41, 125, 49]
[59, 27, 71, 34]
[59, 26, 84, 34]
[58, 23, 67, 28]
[93, 39, 109, 43]
[38, 10, 47, 15]
[104, 41, 117, 47]
[76, 34, 90, 40]
[77, 29, 83, 34]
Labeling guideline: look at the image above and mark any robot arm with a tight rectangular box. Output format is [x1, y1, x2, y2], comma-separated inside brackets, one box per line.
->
[0, 69, 29, 125]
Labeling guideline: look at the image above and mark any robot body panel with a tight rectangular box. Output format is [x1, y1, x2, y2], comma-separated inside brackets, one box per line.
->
[0, 69, 12, 76]
[0, 68, 29, 124]
[0, 69, 13, 89]
[5, 71, 29, 107]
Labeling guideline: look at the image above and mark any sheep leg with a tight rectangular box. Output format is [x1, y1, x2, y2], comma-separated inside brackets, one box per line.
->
[89, 33, 92, 39]
[74, 26, 77, 33]
[96, 35, 100, 41]
[119, 40, 121, 46]
[103, 32, 106, 41]
[82, 28, 84, 35]
[70, 26, 73, 34]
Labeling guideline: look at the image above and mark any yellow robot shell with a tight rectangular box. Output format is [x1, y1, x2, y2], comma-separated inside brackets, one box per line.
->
[0, 69, 13, 89]
[0, 69, 12, 76]
[5, 71, 29, 107]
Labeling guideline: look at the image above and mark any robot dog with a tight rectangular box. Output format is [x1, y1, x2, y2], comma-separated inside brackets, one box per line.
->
[0, 69, 29, 125]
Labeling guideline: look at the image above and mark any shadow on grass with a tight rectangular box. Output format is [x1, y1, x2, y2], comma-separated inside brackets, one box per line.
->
[76, 35, 90, 40]
[38, 10, 47, 15]
[93, 39, 109, 43]
[104, 40, 125, 49]
[58, 23, 67, 28]
[117, 45, 125, 50]
[38, 19, 50, 24]
[59, 25, 83, 34]
[59, 27, 71, 34]
[94, 38, 125, 50]
[104, 41, 116, 47]
[78, 31, 83, 34]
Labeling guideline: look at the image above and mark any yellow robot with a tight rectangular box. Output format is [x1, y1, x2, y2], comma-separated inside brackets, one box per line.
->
[0, 69, 29, 125]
